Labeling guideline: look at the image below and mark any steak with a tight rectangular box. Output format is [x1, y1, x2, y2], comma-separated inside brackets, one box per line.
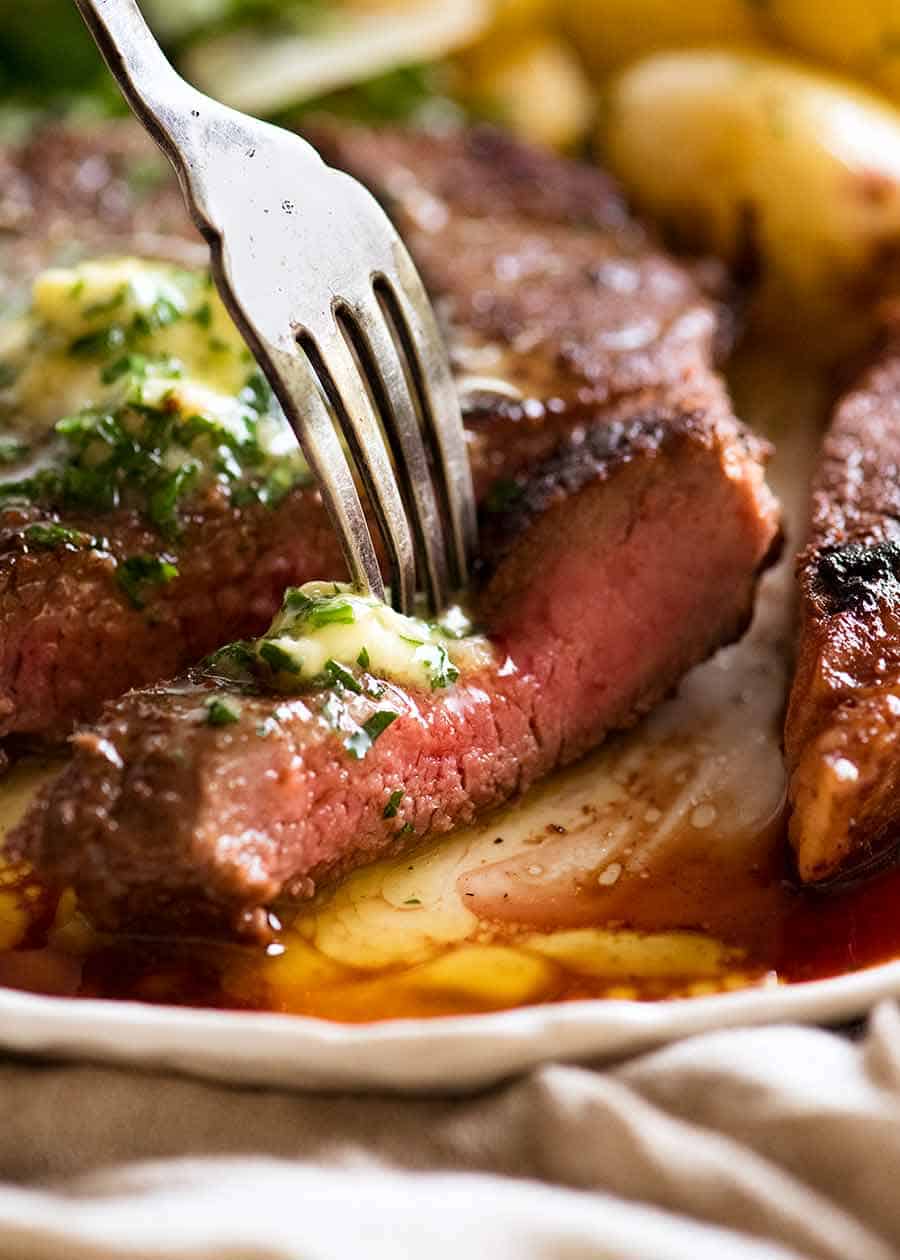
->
[13, 376, 780, 937]
[0, 121, 730, 741]
[786, 325, 900, 882]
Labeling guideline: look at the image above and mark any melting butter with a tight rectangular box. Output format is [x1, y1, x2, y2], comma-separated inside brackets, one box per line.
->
[256, 581, 493, 692]
[5, 258, 253, 432]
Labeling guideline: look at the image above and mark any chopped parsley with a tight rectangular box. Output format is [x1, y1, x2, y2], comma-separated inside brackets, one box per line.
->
[324, 658, 362, 694]
[356, 645, 370, 670]
[205, 695, 242, 726]
[344, 709, 398, 759]
[259, 640, 301, 675]
[68, 286, 185, 355]
[383, 788, 404, 819]
[484, 477, 524, 513]
[204, 639, 257, 677]
[415, 642, 460, 690]
[0, 436, 27, 465]
[23, 522, 96, 551]
[116, 552, 179, 608]
[0, 377, 306, 531]
[283, 587, 356, 627]
[191, 302, 213, 328]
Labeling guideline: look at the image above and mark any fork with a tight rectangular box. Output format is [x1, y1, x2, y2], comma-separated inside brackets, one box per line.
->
[73, 0, 477, 615]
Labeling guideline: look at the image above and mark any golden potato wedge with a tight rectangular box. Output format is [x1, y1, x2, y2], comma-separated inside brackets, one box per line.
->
[770, 0, 900, 102]
[604, 49, 900, 342]
[562, 0, 760, 76]
[491, 0, 555, 32]
[461, 31, 595, 149]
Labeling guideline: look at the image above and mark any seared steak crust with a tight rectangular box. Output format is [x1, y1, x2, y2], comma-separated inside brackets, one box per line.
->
[787, 330, 900, 882]
[14, 379, 779, 937]
[1, 122, 728, 741]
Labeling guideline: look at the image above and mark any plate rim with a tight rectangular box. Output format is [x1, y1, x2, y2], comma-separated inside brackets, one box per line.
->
[1, 958, 897, 1094]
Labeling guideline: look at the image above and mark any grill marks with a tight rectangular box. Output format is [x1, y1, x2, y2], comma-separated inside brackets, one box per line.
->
[787, 331, 900, 883]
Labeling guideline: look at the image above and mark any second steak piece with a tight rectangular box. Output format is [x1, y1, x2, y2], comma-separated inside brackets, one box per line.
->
[14, 377, 780, 937]
[787, 329, 900, 882]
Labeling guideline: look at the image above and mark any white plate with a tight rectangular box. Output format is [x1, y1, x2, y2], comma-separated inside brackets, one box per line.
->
[0, 964, 893, 1093]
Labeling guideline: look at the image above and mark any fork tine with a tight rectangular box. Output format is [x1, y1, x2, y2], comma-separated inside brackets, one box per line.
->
[299, 322, 418, 614]
[272, 349, 385, 602]
[378, 255, 479, 589]
[345, 293, 451, 613]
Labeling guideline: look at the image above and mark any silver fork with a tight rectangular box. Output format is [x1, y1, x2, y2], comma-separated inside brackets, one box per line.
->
[73, 0, 477, 614]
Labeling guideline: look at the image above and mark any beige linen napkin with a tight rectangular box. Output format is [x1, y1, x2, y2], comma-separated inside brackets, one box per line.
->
[1, 1003, 900, 1259]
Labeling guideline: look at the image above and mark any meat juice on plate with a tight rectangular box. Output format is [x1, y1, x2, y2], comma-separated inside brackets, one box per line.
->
[1, 347, 900, 1019]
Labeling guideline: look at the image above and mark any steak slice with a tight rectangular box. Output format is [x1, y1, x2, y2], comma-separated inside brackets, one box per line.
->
[13, 377, 780, 937]
[786, 327, 900, 883]
[0, 121, 729, 741]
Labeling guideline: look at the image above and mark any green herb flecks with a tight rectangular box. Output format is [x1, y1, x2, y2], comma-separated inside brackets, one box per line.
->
[484, 477, 524, 513]
[0, 436, 28, 464]
[72, 288, 184, 357]
[0, 372, 306, 531]
[23, 521, 96, 551]
[203, 639, 257, 678]
[191, 302, 212, 328]
[283, 586, 357, 628]
[259, 640, 301, 675]
[116, 552, 179, 608]
[324, 658, 362, 694]
[383, 788, 404, 819]
[344, 709, 398, 760]
[205, 695, 242, 726]
[356, 645, 370, 670]
[415, 642, 460, 690]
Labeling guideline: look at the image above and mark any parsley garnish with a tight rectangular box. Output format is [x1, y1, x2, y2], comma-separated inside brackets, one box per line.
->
[383, 788, 404, 819]
[205, 696, 242, 726]
[191, 302, 212, 328]
[259, 640, 301, 674]
[357, 645, 370, 670]
[0, 437, 28, 465]
[344, 709, 398, 759]
[116, 553, 179, 608]
[324, 658, 361, 694]
[283, 588, 356, 627]
[415, 642, 460, 690]
[203, 639, 257, 677]
[485, 477, 524, 513]
[23, 522, 95, 551]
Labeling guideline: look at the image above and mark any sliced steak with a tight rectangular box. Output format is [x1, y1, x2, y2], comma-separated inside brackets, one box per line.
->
[786, 327, 900, 882]
[13, 375, 780, 937]
[1, 121, 729, 741]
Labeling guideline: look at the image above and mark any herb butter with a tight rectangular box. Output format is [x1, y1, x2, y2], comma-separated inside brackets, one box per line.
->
[0, 257, 309, 531]
[211, 582, 493, 694]
[259, 582, 493, 691]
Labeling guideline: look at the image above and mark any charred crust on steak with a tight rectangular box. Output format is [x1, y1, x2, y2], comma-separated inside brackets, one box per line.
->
[813, 540, 900, 615]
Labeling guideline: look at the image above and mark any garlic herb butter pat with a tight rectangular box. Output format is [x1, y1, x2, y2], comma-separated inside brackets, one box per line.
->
[255, 582, 493, 692]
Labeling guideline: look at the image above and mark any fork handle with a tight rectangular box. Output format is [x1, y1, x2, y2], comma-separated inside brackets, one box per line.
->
[73, 0, 202, 142]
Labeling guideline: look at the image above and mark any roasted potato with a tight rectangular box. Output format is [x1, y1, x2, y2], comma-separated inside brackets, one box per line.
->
[604, 49, 900, 342]
[561, 0, 760, 77]
[769, 0, 900, 102]
[461, 30, 595, 149]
